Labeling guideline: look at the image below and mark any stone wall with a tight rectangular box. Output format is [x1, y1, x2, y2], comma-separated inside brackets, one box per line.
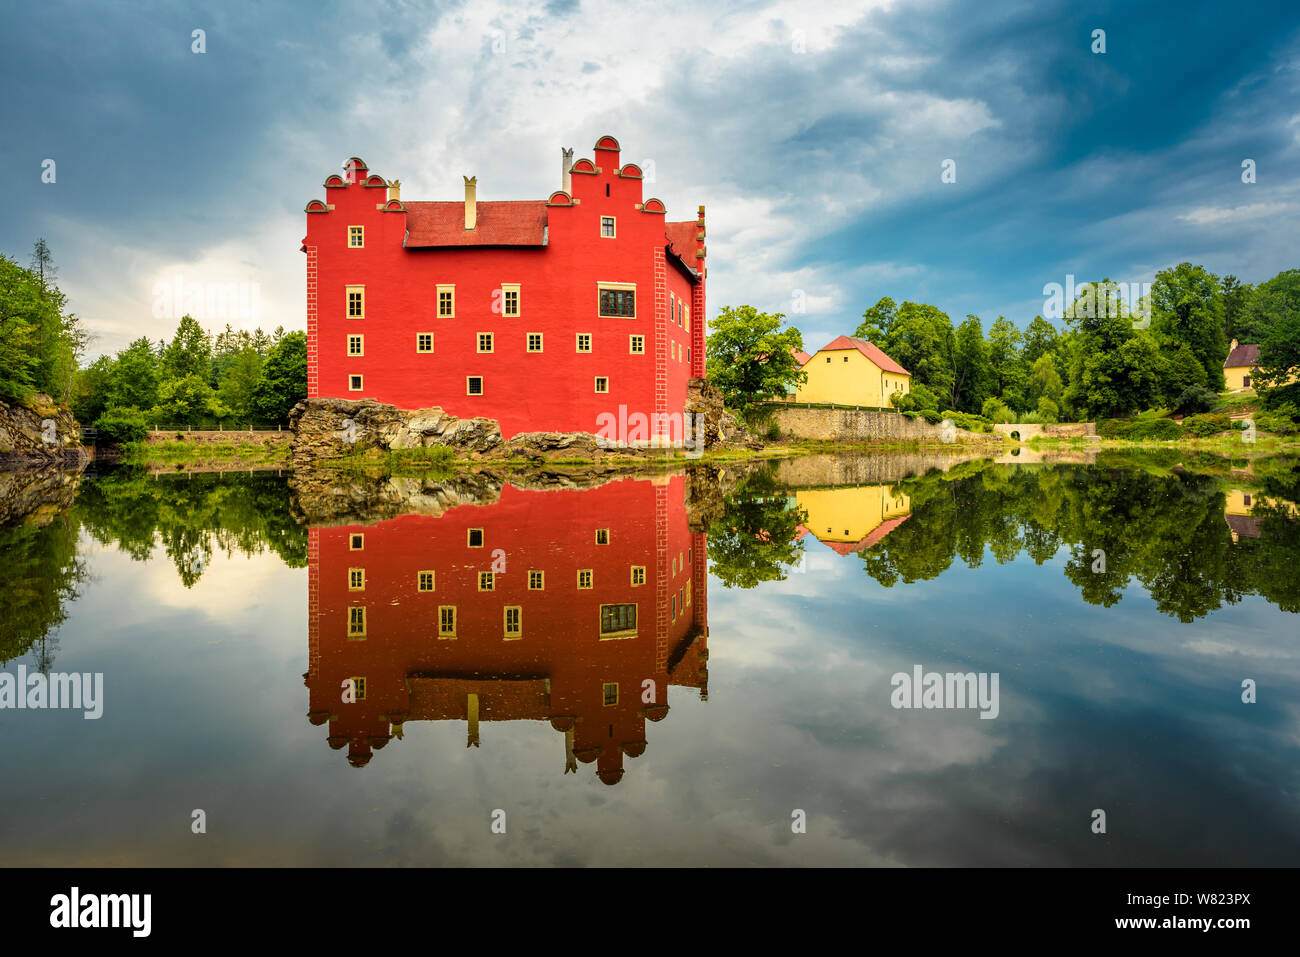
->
[767, 405, 997, 444]
[0, 393, 87, 468]
[992, 422, 1096, 441]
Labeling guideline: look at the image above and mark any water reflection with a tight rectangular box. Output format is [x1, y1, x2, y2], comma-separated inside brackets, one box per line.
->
[306, 475, 708, 784]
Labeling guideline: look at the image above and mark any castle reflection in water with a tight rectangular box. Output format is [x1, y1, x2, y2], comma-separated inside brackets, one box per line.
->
[304, 474, 708, 785]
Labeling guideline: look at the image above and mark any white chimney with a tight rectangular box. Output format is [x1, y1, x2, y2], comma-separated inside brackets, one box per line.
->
[561, 147, 574, 193]
[464, 175, 477, 230]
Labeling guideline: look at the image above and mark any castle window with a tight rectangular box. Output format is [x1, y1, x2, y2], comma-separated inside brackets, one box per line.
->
[499, 283, 520, 317]
[349, 677, 367, 700]
[346, 285, 365, 318]
[576, 333, 592, 353]
[437, 285, 455, 317]
[601, 216, 616, 237]
[477, 332, 494, 353]
[418, 570, 435, 592]
[687, 347, 691, 363]
[631, 566, 646, 586]
[602, 682, 619, 706]
[504, 606, 522, 639]
[349, 533, 364, 550]
[348, 607, 366, 638]
[826, 357, 831, 363]
[686, 580, 692, 605]
[577, 569, 593, 589]
[349, 374, 363, 391]
[417, 332, 433, 353]
[600, 603, 637, 637]
[527, 332, 543, 353]
[598, 283, 636, 318]
[348, 225, 364, 248]
[594, 376, 609, 394]
[466, 376, 484, 395]
[479, 571, 495, 591]
[630, 335, 645, 354]
[439, 606, 456, 638]
[467, 528, 484, 548]
[595, 528, 610, 545]
[348, 567, 365, 591]
[347, 334, 363, 356]
[528, 570, 545, 590]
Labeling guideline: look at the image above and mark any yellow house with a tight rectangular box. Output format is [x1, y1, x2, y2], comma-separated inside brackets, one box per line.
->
[1224, 487, 1299, 542]
[1224, 340, 1261, 392]
[794, 485, 911, 555]
[791, 336, 911, 407]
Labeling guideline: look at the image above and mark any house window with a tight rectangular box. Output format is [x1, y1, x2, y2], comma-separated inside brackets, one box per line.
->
[631, 565, 646, 586]
[600, 603, 637, 637]
[477, 332, 494, 353]
[602, 682, 619, 706]
[684, 305, 689, 331]
[499, 283, 520, 317]
[598, 283, 636, 317]
[418, 570, 435, 592]
[577, 569, 593, 589]
[346, 285, 365, 318]
[594, 376, 609, 393]
[528, 570, 545, 590]
[687, 347, 691, 362]
[1243, 494, 1252, 506]
[601, 216, 616, 237]
[348, 567, 365, 591]
[576, 333, 592, 353]
[527, 332, 543, 352]
[595, 528, 610, 545]
[1243, 375, 1251, 387]
[349, 533, 364, 550]
[349, 676, 367, 700]
[347, 334, 363, 356]
[504, 606, 522, 639]
[417, 332, 433, 353]
[630, 335, 645, 354]
[348, 225, 364, 248]
[349, 374, 363, 391]
[479, 571, 495, 591]
[826, 357, 831, 363]
[437, 285, 455, 317]
[348, 606, 366, 638]
[438, 606, 456, 638]
[686, 580, 692, 605]
[843, 356, 849, 362]
[467, 528, 484, 548]
[466, 376, 484, 395]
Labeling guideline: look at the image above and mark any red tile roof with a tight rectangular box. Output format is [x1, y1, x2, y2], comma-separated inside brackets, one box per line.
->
[1225, 342, 1261, 368]
[792, 349, 813, 366]
[815, 515, 910, 555]
[665, 221, 696, 258]
[817, 335, 909, 375]
[404, 201, 548, 247]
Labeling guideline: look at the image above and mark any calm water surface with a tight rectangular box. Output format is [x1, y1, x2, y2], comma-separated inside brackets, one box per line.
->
[2, 452, 1298, 866]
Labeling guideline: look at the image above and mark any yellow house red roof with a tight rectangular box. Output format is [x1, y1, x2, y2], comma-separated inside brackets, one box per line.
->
[817, 336, 909, 376]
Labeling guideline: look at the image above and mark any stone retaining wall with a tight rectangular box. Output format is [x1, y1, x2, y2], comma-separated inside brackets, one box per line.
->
[767, 405, 995, 444]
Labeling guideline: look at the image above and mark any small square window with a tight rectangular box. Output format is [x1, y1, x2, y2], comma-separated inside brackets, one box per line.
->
[601, 216, 616, 237]
[630, 335, 645, 354]
[843, 356, 849, 362]
[500, 283, 520, 317]
[527, 332, 543, 353]
[504, 606, 522, 639]
[437, 285, 455, 318]
[528, 569, 545, 590]
[467, 528, 484, 548]
[439, 606, 457, 638]
[477, 332, 494, 353]
[576, 333, 592, 353]
[467, 376, 484, 395]
[577, 569, 593, 589]
[348, 606, 366, 638]
[631, 565, 646, 586]
[418, 570, 435, 592]
[349, 533, 364, 550]
[417, 332, 434, 353]
[479, 571, 495, 591]
[346, 287, 365, 319]
[348, 334, 364, 356]
[602, 682, 619, 706]
[348, 567, 365, 591]
[349, 374, 363, 391]
[348, 225, 364, 248]
[349, 676, 367, 700]
[826, 356, 831, 363]
[595, 528, 610, 545]
[594, 376, 609, 394]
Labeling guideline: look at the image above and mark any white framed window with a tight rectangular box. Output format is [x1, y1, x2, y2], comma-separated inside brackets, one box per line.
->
[630, 335, 645, 354]
[527, 332, 543, 353]
[477, 332, 494, 353]
[437, 284, 455, 318]
[346, 285, 365, 318]
[347, 334, 363, 356]
[348, 225, 364, 248]
[466, 375, 484, 395]
[601, 216, 616, 238]
[417, 332, 433, 353]
[594, 376, 609, 394]
[348, 374, 363, 391]
[499, 283, 520, 317]
[576, 333, 592, 353]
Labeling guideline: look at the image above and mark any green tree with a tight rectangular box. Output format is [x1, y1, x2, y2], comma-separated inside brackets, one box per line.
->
[987, 315, 1025, 408]
[704, 306, 805, 411]
[250, 330, 308, 422]
[951, 315, 992, 413]
[1254, 305, 1300, 408]
[1028, 354, 1063, 406]
[1162, 342, 1207, 403]
[1150, 263, 1227, 391]
[1022, 315, 1060, 367]
[216, 344, 264, 420]
[1240, 269, 1300, 351]
[160, 314, 212, 381]
[856, 298, 957, 405]
[110, 337, 160, 411]
[1221, 274, 1253, 342]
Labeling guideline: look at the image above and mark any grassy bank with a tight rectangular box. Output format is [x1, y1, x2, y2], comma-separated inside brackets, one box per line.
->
[120, 438, 292, 469]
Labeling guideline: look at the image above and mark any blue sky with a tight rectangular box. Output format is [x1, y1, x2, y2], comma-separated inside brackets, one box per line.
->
[2, 0, 1298, 358]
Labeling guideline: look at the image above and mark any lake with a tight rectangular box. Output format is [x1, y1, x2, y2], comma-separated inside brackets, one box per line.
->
[2, 451, 1298, 866]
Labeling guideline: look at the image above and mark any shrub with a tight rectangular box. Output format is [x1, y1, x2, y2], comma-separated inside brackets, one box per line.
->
[1181, 413, 1231, 437]
[1173, 384, 1217, 415]
[1036, 397, 1059, 423]
[1097, 418, 1135, 439]
[1256, 410, 1299, 435]
[1127, 417, 1183, 440]
[981, 398, 1015, 423]
[95, 408, 149, 444]
[920, 409, 943, 425]
[902, 410, 920, 420]
[765, 421, 781, 441]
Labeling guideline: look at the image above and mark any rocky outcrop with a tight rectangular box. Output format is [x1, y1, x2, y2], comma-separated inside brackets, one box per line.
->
[0, 466, 83, 527]
[0, 394, 87, 468]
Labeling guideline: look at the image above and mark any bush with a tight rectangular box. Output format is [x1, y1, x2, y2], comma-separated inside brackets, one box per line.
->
[940, 410, 992, 433]
[1181, 413, 1231, 437]
[1127, 417, 1183, 440]
[920, 409, 942, 425]
[981, 398, 1015, 423]
[765, 421, 781, 441]
[1173, 384, 1217, 415]
[95, 408, 149, 444]
[902, 410, 920, 420]
[1036, 397, 1059, 423]
[1256, 410, 1299, 435]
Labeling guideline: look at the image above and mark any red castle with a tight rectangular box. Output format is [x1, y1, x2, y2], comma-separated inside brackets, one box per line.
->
[302, 136, 707, 442]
